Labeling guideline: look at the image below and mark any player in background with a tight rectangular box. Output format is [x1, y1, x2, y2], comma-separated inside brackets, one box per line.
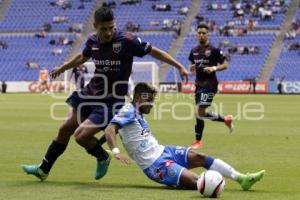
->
[69, 65, 88, 91]
[22, 6, 188, 181]
[104, 83, 265, 190]
[39, 67, 50, 94]
[189, 23, 233, 149]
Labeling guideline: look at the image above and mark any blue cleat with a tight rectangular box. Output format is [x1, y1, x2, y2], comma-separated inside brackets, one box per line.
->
[95, 151, 112, 180]
[21, 165, 48, 181]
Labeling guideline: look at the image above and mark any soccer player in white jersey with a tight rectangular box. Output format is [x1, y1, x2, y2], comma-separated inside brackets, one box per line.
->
[104, 83, 265, 190]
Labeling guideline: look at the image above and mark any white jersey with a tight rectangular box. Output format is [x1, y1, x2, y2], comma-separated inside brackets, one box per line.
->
[111, 103, 164, 169]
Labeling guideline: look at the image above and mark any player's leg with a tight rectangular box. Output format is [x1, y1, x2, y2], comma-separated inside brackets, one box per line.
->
[192, 105, 206, 149]
[194, 89, 233, 142]
[41, 81, 46, 94]
[45, 81, 50, 94]
[74, 119, 111, 180]
[80, 79, 84, 90]
[187, 150, 265, 190]
[74, 98, 124, 179]
[203, 90, 233, 132]
[178, 169, 198, 189]
[204, 109, 233, 133]
[22, 108, 79, 180]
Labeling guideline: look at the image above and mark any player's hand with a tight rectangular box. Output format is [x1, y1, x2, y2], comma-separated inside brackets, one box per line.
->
[114, 153, 132, 165]
[179, 67, 189, 83]
[50, 67, 65, 79]
[203, 66, 217, 74]
[190, 64, 196, 75]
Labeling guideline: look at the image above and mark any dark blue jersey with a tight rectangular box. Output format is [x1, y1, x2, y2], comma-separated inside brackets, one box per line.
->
[82, 31, 152, 97]
[188, 44, 225, 90]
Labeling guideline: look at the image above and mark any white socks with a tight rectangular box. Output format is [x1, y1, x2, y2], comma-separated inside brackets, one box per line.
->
[209, 158, 241, 181]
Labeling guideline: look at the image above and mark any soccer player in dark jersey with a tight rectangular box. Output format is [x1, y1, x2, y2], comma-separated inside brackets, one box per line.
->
[189, 23, 233, 149]
[22, 6, 188, 181]
[70, 65, 88, 90]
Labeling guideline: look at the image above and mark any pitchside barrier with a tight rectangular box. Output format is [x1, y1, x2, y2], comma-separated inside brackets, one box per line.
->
[2, 80, 300, 94]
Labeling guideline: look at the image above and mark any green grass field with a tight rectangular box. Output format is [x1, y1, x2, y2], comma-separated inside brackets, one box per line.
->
[0, 93, 300, 200]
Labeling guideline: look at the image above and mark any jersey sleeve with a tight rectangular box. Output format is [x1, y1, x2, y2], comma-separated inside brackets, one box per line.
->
[188, 50, 195, 64]
[128, 34, 152, 57]
[82, 38, 92, 58]
[111, 104, 136, 128]
[215, 49, 226, 64]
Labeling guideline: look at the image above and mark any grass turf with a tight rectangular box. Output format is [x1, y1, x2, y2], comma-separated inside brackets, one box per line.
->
[0, 93, 299, 200]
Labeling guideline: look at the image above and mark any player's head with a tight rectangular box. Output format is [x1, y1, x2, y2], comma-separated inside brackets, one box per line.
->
[133, 83, 157, 114]
[196, 23, 209, 46]
[94, 6, 116, 43]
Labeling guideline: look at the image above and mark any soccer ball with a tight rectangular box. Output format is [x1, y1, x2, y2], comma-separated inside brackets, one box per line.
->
[197, 170, 225, 198]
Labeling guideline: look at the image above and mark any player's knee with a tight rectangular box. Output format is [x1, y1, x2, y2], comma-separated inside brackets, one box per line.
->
[197, 108, 206, 117]
[58, 124, 74, 136]
[196, 153, 207, 166]
[74, 128, 88, 146]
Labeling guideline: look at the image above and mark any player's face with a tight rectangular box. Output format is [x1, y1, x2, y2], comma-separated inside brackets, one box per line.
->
[196, 28, 209, 45]
[94, 20, 116, 43]
[137, 93, 155, 114]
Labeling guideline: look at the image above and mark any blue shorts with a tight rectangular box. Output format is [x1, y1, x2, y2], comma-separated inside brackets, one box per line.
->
[195, 87, 217, 108]
[66, 91, 124, 129]
[143, 145, 191, 188]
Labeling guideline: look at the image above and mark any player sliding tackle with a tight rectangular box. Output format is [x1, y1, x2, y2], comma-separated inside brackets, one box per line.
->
[105, 83, 265, 189]
[21, 6, 188, 181]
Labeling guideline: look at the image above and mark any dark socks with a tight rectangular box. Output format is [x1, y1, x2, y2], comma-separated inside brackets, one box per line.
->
[195, 118, 204, 141]
[39, 140, 67, 174]
[205, 112, 225, 122]
[86, 141, 109, 161]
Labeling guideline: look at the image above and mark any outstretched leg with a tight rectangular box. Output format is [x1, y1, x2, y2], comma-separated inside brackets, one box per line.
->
[185, 150, 265, 190]
[22, 109, 79, 180]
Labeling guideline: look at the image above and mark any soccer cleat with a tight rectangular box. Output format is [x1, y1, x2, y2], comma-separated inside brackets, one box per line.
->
[238, 170, 265, 191]
[224, 115, 234, 133]
[21, 165, 48, 181]
[95, 151, 112, 180]
[191, 140, 203, 149]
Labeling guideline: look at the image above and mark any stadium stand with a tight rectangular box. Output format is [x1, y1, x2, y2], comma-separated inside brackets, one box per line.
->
[193, 0, 291, 30]
[134, 32, 176, 62]
[0, 0, 299, 83]
[0, 0, 96, 32]
[110, 0, 191, 31]
[0, 33, 77, 81]
[270, 7, 300, 81]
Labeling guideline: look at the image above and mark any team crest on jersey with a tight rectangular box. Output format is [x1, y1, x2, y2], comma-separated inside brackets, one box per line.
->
[205, 49, 211, 57]
[113, 42, 122, 54]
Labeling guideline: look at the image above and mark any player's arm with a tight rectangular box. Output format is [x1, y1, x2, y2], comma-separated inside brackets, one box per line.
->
[104, 123, 132, 164]
[190, 64, 196, 75]
[149, 46, 189, 82]
[204, 50, 228, 74]
[188, 50, 197, 75]
[214, 61, 228, 71]
[203, 61, 228, 74]
[51, 53, 89, 79]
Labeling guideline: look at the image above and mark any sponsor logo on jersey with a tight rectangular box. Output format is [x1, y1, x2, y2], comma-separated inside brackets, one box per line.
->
[93, 59, 121, 66]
